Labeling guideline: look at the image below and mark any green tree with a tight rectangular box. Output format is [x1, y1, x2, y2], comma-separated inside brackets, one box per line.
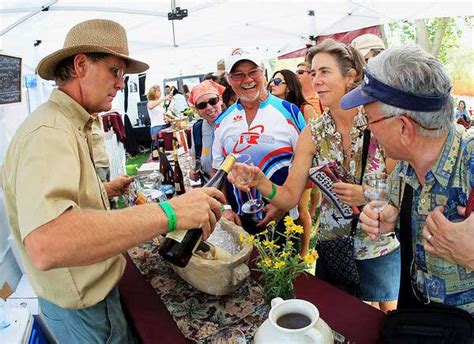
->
[384, 16, 473, 64]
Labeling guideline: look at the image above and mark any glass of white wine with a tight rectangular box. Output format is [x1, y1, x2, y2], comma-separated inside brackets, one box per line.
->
[233, 154, 264, 214]
[363, 172, 391, 246]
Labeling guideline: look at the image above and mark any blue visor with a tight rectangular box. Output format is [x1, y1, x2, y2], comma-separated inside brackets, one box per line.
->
[341, 69, 451, 112]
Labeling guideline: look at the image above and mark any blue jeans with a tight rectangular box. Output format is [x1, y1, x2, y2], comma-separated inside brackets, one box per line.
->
[150, 125, 167, 140]
[39, 287, 138, 344]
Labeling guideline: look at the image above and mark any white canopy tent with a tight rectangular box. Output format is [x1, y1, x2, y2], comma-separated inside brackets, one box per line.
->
[1, 0, 472, 80]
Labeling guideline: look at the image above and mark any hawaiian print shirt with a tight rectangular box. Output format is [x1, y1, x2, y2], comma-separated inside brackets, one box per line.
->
[309, 108, 399, 260]
[389, 126, 474, 314]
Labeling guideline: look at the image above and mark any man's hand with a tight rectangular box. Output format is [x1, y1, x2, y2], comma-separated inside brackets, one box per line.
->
[104, 175, 135, 197]
[256, 204, 285, 228]
[333, 182, 365, 207]
[167, 187, 226, 240]
[423, 205, 474, 269]
[360, 204, 398, 240]
[221, 209, 242, 226]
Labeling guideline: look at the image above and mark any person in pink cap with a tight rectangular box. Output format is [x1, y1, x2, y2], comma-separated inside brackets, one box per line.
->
[188, 80, 226, 182]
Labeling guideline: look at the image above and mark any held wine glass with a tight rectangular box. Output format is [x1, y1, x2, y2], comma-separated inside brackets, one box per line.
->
[233, 154, 265, 214]
[362, 172, 391, 246]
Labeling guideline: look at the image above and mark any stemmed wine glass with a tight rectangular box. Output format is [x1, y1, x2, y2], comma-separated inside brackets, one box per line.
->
[362, 172, 391, 246]
[233, 154, 265, 214]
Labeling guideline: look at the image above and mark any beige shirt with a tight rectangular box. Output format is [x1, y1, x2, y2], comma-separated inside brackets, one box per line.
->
[91, 116, 110, 168]
[1, 89, 125, 309]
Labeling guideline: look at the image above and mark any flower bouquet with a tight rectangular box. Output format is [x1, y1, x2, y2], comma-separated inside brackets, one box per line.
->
[240, 216, 318, 303]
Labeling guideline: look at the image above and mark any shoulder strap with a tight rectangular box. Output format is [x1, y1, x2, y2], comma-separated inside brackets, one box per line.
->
[350, 129, 372, 236]
[192, 119, 204, 159]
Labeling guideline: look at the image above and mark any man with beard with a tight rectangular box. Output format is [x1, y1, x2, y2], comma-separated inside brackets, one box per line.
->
[212, 49, 306, 234]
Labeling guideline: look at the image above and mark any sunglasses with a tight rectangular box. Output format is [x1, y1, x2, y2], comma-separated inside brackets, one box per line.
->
[269, 77, 286, 86]
[195, 96, 220, 110]
[295, 70, 309, 75]
[94, 59, 126, 80]
[228, 68, 263, 82]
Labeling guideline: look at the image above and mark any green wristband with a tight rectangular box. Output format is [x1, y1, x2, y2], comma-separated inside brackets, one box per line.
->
[265, 183, 277, 200]
[158, 201, 177, 233]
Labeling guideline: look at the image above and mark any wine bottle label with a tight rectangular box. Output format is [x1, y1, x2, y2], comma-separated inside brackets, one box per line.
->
[166, 229, 186, 243]
[152, 150, 159, 158]
[175, 183, 181, 192]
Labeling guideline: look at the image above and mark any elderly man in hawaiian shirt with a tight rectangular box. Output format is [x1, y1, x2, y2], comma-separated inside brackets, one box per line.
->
[341, 44, 474, 314]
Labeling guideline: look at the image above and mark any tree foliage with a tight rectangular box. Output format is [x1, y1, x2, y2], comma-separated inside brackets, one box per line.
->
[385, 16, 473, 64]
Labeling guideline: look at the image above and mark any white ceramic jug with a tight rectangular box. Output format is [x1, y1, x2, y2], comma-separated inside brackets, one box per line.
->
[254, 297, 325, 344]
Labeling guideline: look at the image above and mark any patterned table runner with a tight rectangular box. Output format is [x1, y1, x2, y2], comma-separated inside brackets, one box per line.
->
[128, 241, 270, 343]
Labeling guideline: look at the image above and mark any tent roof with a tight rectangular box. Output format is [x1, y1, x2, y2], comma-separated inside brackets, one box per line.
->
[1, 0, 472, 79]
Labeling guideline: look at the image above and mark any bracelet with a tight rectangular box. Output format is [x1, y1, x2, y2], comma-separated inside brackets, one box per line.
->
[221, 204, 232, 211]
[158, 201, 177, 233]
[265, 183, 277, 200]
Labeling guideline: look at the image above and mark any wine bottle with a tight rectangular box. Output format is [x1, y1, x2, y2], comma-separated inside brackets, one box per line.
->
[173, 150, 185, 195]
[151, 139, 159, 161]
[159, 147, 174, 186]
[159, 154, 237, 267]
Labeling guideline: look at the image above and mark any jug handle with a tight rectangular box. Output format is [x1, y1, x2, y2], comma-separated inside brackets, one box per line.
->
[306, 328, 324, 343]
[270, 297, 284, 307]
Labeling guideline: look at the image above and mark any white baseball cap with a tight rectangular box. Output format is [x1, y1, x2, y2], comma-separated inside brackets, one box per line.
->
[225, 48, 262, 73]
[351, 34, 385, 58]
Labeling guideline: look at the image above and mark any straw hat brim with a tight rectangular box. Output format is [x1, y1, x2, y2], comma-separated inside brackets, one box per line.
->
[36, 44, 149, 81]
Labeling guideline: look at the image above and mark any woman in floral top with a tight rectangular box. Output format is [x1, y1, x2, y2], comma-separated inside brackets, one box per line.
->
[229, 39, 400, 312]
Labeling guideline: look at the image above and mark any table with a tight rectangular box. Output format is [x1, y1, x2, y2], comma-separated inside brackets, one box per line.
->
[119, 253, 385, 343]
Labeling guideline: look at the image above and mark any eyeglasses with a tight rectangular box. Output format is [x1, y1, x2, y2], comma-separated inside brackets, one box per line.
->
[269, 77, 286, 86]
[195, 96, 220, 110]
[357, 113, 441, 131]
[295, 70, 309, 75]
[228, 68, 263, 82]
[94, 59, 126, 80]
[356, 114, 394, 130]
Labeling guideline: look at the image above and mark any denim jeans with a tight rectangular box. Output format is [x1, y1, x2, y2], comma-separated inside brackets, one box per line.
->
[39, 286, 138, 344]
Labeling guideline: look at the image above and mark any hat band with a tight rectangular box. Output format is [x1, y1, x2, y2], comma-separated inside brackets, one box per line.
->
[363, 70, 450, 112]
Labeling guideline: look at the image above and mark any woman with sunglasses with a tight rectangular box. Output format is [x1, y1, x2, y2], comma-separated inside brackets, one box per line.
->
[268, 69, 317, 256]
[230, 39, 399, 312]
[268, 70, 317, 122]
[187, 80, 226, 182]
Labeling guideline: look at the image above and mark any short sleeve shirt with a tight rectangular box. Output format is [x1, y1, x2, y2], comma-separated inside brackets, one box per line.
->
[1, 89, 125, 309]
[389, 126, 474, 314]
[309, 108, 399, 260]
[212, 94, 306, 214]
[91, 116, 110, 168]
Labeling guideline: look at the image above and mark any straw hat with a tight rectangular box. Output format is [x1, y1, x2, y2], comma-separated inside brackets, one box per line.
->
[36, 19, 149, 80]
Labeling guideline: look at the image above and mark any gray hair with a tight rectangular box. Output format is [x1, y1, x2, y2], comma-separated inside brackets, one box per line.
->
[366, 44, 454, 138]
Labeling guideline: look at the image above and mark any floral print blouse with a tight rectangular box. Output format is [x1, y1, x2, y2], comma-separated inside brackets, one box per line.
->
[309, 108, 399, 260]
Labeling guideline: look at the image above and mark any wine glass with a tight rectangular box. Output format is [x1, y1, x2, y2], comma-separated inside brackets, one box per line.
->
[362, 172, 391, 246]
[233, 154, 265, 214]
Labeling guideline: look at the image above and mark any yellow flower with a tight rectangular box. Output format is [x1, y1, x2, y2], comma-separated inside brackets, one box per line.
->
[311, 250, 319, 259]
[263, 240, 279, 250]
[292, 225, 304, 234]
[285, 226, 294, 236]
[274, 261, 286, 269]
[239, 233, 245, 243]
[267, 221, 276, 227]
[284, 216, 294, 227]
[303, 254, 316, 265]
[246, 235, 255, 245]
[260, 229, 269, 236]
[280, 251, 290, 259]
[263, 257, 272, 267]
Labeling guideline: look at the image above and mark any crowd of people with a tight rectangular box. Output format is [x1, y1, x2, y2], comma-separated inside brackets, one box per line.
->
[1, 18, 473, 344]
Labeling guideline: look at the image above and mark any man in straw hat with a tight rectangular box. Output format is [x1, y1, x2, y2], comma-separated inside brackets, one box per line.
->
[342, 44, 474, 313]
[1, 19, 225, 343]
